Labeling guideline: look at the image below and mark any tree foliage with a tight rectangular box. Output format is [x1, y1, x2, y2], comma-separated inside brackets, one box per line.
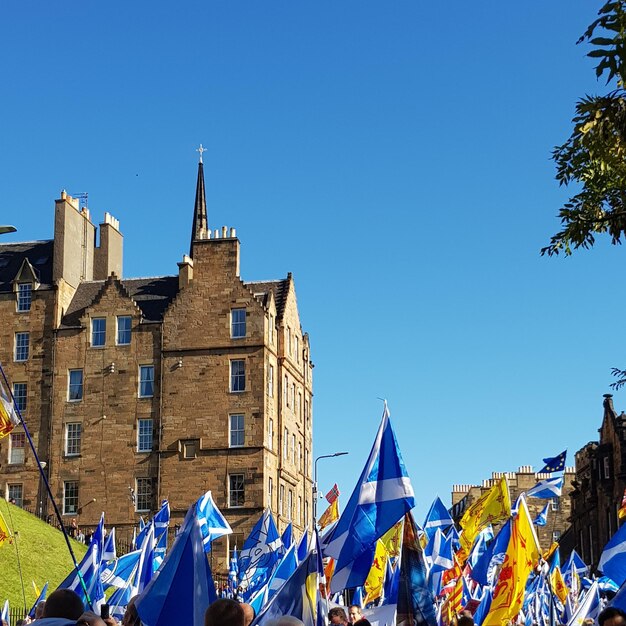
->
[542, 1, 626, 256]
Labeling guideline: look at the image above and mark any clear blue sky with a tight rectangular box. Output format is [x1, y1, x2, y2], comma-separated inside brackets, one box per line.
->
[1, 1, 620, 520]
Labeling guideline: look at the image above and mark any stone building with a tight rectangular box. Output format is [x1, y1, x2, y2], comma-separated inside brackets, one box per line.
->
[567, 394, 626, 570]
[0, 159, 314, 571]
[450, 466, 575, 552]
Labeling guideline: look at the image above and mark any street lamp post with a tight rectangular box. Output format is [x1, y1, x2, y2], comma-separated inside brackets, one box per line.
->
[313, 452, 348, 526]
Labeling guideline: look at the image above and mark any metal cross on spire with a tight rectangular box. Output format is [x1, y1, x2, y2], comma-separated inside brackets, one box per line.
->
[197, 144, 206, 163]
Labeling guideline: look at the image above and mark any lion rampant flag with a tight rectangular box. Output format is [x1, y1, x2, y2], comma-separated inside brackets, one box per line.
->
[318, 499, 339, 530]
[619, 489, 626, 521]
[550, 566, 569, 604]
[0, 511, 12, 547]
[0, 374, 20, 440]
[482, 495, 540, 626]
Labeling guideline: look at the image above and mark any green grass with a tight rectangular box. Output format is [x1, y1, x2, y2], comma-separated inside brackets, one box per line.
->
[0, 502, 87, 612]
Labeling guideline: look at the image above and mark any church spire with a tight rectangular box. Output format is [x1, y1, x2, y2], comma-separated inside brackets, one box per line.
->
[190, 144, 208, 257]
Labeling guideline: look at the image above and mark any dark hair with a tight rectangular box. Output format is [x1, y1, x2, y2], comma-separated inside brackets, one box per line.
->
[43, 589, 85, 620]
[599, 608, 626, 626]
[457, 616, 475, 626]
[329, 608, 348, 623]
[205, 599, 245, 626]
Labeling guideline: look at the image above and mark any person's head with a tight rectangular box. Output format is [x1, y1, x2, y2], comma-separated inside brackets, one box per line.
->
[43, 589, 84, 620]
[122, 595, 141, 626]
[240, 603, 254, 626]
[599, 608, 626, 626]
[266, 618, 305, 626]
[348, 606, 363, 623]
[205, 599, 245, 626]
[35, 601, 46, 619]
[329, 607, 348, 626]
[457, 616, 475, 626]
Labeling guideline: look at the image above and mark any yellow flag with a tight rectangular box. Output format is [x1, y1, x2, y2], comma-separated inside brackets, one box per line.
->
[0, 511, 12, 547]
[459, 476, 510, 555]
[318, 499, 339, 530]
[482, 496, 540, 626]
[0, 376, 20, 440]
[381, 519, 403, 558]
[364, 541, 388, 603]
[550, 566, 569, 604]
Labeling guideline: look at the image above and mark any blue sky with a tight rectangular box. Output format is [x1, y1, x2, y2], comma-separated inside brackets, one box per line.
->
[1, 1, 620, 520]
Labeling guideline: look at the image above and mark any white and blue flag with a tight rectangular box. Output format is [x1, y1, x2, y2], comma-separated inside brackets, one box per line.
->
[599, 521, 626, 586]
[100, 549, 142, 589]
[1, 600, 9, 626]
[567, 580, 600, 626]
[424, 528, 453, 573]
[324, 403, 414, 593]
[103, 527, 116, 562]
[526, 475, 563, 499]
[196, 490, 232, 551]
[533, 503, 550, 527]
[423, 497, 454, 539]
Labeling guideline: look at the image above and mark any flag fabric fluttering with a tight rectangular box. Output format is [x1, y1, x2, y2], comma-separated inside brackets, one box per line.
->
[297, 529, 309, 563]
[1, 600, 9, 626]
[533, 503, 550, 527]
[0, 511, 12, 547]
[599, 519, 626, 586]
[135, 504, 217, 626]
[538, 450, 567, 474]
[28, 582, 48, 619]
[550, 566, 569, 604]
[423, 496, 454, 539]
[526, 476, 563, 499]
[101, 550, 142, 590]
[0, 374, 20, 440]
[325, 484, 340, 504]
[424, 529, 454, 574]
[482, 496, 540, 626]
[567, 580, 600, 626]
[396, 512, 437, 626]
[324, 403, 415, 593]
[318, 500, 339, 531]
[364, 540, 388, 604]
[281, 523, 294, 553]
[103, 527, 117, 562]
[619, 489, 626, 521]
[195, 491, 232, 552]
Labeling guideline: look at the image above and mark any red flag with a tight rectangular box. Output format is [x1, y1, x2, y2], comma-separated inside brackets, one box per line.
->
[325, 483, 340, 504]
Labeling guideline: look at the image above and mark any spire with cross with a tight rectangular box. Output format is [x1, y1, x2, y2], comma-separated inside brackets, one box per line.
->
[190, 144, 208, 255]
[197, 144, 206, 164]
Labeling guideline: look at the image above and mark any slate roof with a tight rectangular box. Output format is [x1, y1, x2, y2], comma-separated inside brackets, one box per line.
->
[0, 240, 54, 292]
[61, 276, 180, 327]
[245, 277, 290, 319]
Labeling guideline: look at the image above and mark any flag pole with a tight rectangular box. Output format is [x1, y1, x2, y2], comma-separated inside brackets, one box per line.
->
[0, 363, 93, 609]
[2, 499, 28, 614]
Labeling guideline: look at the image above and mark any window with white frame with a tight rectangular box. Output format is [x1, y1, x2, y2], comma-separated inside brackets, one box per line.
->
[9, 432, 25, 464]
[268, 418, 274, 450]
[117, 315, 131, 345]
[139, 365, 154, 398]
[291, 383, 295, 410]
[183, 440, 197, 459]
[231, 308, 246, 338]
[229, 474, 245, 507]
[136, 478, 153, 512]
[268, 364, 274, 397]
[63, 481, 79, 515]
[137, 419, 153, 452]
[65, 423, 82, 456]
[230, 414, 245, 447]
[269, 314, 274, 344]
[298, 442, 302, 470]
[291, 434, 296, 464]
[550, 497, 560, 512]
[295, 335, 299, 362]
[298, 495, 302, 523]
[297, 391, 302, 419]
[13, 383, 26, 412]
[279, 484, 284, 515]
[230, 360, 245, 392]
[68, 369, 83, 401]
[17, 283, 32, 312]
[91, 318, 106, 347]
[8, 484, 23, 507]
[305, 500, 309, 526]
[288, 490, 293, 520]
[287, 327, 292, 356]
[268, 477, 273, 506]
[305, 448, 309, 476]
[283, 428, 288, 460]
[15, 332, 29, 361]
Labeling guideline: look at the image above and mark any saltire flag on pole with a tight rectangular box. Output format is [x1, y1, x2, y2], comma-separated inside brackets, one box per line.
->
[423, 496, 454, 539]
[28, 582, 48, 619]
[281, 522, 294, 553]
[396, 512, 437, 626]
[619, 489, 626, 521]
[538, 450, 567, 474]
[103, 527, 117, 562]
[424, 529, 453, 574]
[318, 499, 339, 531]
[533, 503, 550, 527]
[459, 476, 510, 557]
[1, 600, 8, 626]
[195, 491, 232, 552]
[567, 580, 600, 626]
[325, 484, 340, 504]
[526, 475, 563, 499]
[101, 549, 142, 590]
[297, 529, 309, 563]
[324, 402, 415, 593]
[482, 495, 540, 626]
[599, 518, 626, 586]
[0, 371, 20, 439]
[135, 503, 217, 626]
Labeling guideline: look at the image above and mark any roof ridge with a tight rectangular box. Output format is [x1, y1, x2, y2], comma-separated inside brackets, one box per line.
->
[0, 239, 53, 246]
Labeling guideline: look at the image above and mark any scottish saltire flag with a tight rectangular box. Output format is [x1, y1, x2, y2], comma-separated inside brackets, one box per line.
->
[424, 529, 453, 574]
[281, 522, 294, 553]
[473, 586, 492, 626]
[446, 525, 460, 552]
[135, 503, 217, 626]
[101, 549, 142, 589]
[396, 513, 437, 626]
[27, 581, 48, 618]
[298, 528, 309, 563]
[103, 527, 117, 562]
[567, 580, 600, 626]
[238, 509, 282, 597]
[610, 577, 626, 612]
[252, 549, 320, 626]
[353, 585, 365, 608]
[57, 513, 106, 611]
[539, 450, 567, 474]
[1, 599, 9, 626]
[229, 547, 239, 595]
[599, 520, 626, 586]
[563, 550, 587, 586]
[533, 503, 550, 527]
[153, 500, 170, 566]
[267, 542, 298, 599]
[382, 557, 400, 605]
[468, 526, 494, 569]
[470, 519, 511, 587]
[423, 497, 454, 539]
[324, 403, 414, 593]
[195, 491, 232, 551]
[526, 475, 563, 499]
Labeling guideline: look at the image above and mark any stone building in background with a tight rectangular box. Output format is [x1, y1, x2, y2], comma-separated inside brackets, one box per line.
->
[566, 394, 626, 570]
[0, 158, 314, 572]
[450, 466, 575, 552]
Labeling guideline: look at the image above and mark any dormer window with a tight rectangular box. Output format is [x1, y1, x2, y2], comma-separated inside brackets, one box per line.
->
[16, 283, 32, 312]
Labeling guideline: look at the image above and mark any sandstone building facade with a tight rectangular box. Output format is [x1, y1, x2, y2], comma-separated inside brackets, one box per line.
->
[0, 161, 314, 571]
